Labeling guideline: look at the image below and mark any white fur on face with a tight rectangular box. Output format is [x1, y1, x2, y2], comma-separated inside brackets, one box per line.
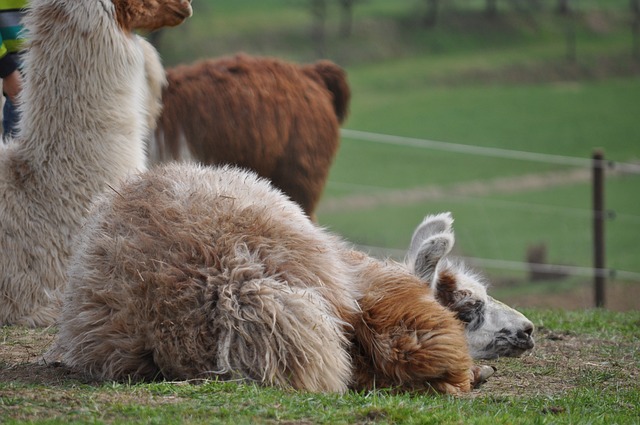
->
[454, 280, 535, 360]
[406, 213, 535, 360]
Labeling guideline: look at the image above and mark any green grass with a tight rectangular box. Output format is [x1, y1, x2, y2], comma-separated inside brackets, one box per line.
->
[2, 310, 639, 424]
[317, 75, 640, 278]
[2, 375, 638, 425]
[526, 308, 640, 336]
[341, 78, 640, 162]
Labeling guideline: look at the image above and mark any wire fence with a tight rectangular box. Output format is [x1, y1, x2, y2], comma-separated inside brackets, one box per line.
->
[341, 129, 640, 173]
[327, 129, 640, 287]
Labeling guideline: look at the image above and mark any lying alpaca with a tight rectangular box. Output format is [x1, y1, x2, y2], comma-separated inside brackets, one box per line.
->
[148, 54, 351, 219]
[46, 163, 485, 394]
[138, 52, 534, 364]
[0, 0, 192, 327]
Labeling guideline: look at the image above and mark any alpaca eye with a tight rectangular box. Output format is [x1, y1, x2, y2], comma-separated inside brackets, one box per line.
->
[456, 299, 485, 325]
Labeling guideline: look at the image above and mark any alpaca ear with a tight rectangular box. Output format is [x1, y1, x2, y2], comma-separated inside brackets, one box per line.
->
[407, 212, 454, 262]
[411, 233, 455, 287]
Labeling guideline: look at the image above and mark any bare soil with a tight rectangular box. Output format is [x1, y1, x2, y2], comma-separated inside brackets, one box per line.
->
[474, 327, 639, 399]
[497, 279, 640, 312]
[319, 168, 607, 214]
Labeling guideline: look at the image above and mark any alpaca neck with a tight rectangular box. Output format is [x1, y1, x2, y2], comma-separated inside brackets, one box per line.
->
[17, 1, 148, 175]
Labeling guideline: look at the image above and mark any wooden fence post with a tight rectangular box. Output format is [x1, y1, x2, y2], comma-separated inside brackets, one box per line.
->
[592, 150, 606, 308]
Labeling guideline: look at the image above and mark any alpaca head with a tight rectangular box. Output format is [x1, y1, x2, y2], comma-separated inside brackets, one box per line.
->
[111, 0, 192, 32]
[405, 212, 535, 360]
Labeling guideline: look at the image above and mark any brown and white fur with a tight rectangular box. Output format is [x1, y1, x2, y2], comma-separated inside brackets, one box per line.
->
[148, 54, 351, 219]
[46, 163, 489, 394]
[405, 212, 535, 360]
[0, 0, 192, 327]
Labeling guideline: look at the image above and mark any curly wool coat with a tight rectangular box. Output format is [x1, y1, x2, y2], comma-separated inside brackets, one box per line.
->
[46, 163, 473, 394]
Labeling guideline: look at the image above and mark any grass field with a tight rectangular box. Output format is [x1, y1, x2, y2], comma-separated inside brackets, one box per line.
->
[2, 309, 639, 424]
[318, 75, 640, 300]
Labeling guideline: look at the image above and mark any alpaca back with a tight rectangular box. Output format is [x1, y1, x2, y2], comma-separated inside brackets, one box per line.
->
[48, 163, 360, 391]
[152, 54, 349, 217]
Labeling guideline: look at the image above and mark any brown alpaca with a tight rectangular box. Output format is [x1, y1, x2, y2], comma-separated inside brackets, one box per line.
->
[46, 163, 486, 394]
[149, 54, 350, 219]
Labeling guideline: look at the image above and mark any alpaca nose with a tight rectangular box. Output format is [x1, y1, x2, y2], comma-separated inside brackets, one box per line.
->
[516, 322, 535, 349]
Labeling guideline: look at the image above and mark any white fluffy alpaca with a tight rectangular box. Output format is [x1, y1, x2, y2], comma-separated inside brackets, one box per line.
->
[0, 0, 192, 327]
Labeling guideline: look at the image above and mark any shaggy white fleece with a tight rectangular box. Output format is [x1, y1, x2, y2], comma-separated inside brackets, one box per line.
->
[0, 0, 150, 326]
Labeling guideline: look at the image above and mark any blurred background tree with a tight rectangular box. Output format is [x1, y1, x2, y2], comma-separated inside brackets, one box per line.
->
[632, 0, 640, 59]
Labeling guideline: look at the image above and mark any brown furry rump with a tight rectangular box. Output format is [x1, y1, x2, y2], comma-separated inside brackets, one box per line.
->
[300, 60, 350, 123]
[152, 54, 351, 218]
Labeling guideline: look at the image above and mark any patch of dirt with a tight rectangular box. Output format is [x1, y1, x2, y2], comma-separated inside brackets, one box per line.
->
[497, 280, 640, 312]
[0, 327, 55, 366]
[321, 163, 640, 215]
[432, 54, 640, 87]
[0, 327, 93, 385]
[585, 11, 613, 34]
[471, 327, 639, 399]
[0, 362, 95, 386]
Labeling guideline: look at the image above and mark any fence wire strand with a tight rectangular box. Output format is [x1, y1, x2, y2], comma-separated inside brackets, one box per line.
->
[341, 129, 640, 173]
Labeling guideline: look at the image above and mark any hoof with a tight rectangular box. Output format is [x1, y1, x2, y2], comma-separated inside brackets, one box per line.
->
[471, 365, 496, 388]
